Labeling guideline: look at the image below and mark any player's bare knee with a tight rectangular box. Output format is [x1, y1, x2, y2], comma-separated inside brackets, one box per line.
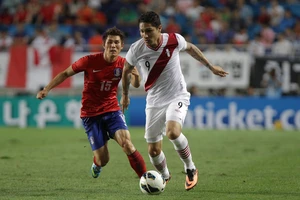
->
[148, 147, 161, 157]
[166, 129, 180, 140]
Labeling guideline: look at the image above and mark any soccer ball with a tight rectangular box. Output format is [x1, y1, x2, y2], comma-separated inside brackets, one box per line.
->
[139, 170, 166, 195]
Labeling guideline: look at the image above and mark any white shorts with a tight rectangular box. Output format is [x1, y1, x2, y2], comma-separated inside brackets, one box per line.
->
[144, 100, 188, 143]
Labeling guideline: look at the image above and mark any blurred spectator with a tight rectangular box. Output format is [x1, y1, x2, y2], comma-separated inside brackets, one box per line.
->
[200, 7, 215, 28]
[257, 5, 271, 25]
[219, 7, 231, 23]
[176, 0, 193, 15]
[225, 0, 237, 10]
[88, 0, 101, 9]
[247, 33, 266, 57]
[0, 8, 13, 26]
[276, 9, 296, 33]
[215, 21, 234, 44]
[12, 23, 30, 45]
[284, 27, 296, 42]
[165, 16, 181, 33]
[210, 12, 223, 35]
[295, 19, 300, 37]
[63, 31, 87, 52]
[116, 5, 139, 37]
[39, 0, 62, 24]
[46, 21, 66, 44]
[31, 27, 57, 67]
[147, 0, 167, 14]
[203, 25, 216, 44]
[188, 85, 200, 97]
[1, 0, 22, 14]
[163, 1, 176, 17]
[271, 33, 294, 56]
[261, 64, 282, 98]
[185, 0, 204, 22]
[88, 29, 103, 52]
[68, 0, 84, 19]
[92, 8, 107, 28]
[0, 30, 13, 51]
[237, 0, 253, 27]
[26, 0, 41, 25]
[260, 23, 276, 52]
[13, 3, 29, 24]
[267, 0, 284, 27]
[233, 27, 249, 45]
[229, 9, 245, 32]
[77, 0, 94, 25]
[99, 0, 122, 26]
[137, 1, 148, 15]
[171, 5, 190, 33]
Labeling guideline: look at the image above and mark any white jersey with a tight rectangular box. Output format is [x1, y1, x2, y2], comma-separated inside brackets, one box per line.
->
[126, 33, 190, 108]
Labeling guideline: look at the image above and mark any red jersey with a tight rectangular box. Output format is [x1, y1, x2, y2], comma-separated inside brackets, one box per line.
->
[72, 53, 125, 117]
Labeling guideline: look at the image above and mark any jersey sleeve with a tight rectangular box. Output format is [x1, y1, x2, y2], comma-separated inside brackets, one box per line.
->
[125, 44, 137, 66]
[175, 33, 187, 51]
[72, 55, 90, 73]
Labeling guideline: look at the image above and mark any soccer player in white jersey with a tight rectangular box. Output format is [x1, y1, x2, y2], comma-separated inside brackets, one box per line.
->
[121, 11, 228, 191]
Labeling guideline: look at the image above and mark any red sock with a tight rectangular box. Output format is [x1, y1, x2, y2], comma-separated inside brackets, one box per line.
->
[93, 156, 100, 167]
[127, 150, 147, 178]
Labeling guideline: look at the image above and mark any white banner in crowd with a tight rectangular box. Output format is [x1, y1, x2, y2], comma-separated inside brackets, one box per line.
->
[180, 51, 251, 89]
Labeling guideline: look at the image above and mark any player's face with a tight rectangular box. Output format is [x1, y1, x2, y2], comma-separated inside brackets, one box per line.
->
[103, 35, 124, 57]
[139, 22, 162, 48]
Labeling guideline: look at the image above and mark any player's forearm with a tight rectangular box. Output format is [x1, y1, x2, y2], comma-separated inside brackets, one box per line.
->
[122, 65, 132, 95]
[44, 72, 69, 92]
[130, 75, 140, 88]
[186, 43, 213, 70]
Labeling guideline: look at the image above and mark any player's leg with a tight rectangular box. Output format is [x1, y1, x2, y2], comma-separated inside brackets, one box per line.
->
[105, 111, 147, 178]
[145, 106, 171, 182]
[91, 144, 109, 178]
[82, 116, 109, 178]
[165, 101, 198, 190]
[114, 129, 147, 177]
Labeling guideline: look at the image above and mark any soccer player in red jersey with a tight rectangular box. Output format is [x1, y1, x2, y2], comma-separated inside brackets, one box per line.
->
[36, 27, 147, 179]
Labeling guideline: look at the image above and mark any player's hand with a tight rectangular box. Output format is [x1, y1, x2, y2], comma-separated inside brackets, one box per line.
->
[36, 89, 48, 100]
[120, 94, 130, 113]
[211, 66, 229, 77]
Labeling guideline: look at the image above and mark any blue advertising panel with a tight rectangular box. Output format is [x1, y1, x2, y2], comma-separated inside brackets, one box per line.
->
[0, 96, 82, 128]
[1, 96, 299, 130]
[128, 97, 300, 130]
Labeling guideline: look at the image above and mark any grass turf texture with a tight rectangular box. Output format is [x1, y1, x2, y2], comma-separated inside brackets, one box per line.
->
[0, 127, 299, 200]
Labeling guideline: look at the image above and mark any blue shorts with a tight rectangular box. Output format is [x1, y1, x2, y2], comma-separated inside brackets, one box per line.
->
[81, 110, 128, 151]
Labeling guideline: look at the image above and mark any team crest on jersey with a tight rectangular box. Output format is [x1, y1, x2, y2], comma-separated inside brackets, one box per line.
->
[114, 68, 122, 77]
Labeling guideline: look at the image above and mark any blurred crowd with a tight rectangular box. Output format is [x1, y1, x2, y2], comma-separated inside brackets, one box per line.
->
[0, 0, 300, 97]
[0, 0, 299, 55]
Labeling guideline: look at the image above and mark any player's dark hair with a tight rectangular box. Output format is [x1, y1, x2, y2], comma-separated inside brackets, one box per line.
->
[138, 11, 161, 28]
[102, 27, 125, 43]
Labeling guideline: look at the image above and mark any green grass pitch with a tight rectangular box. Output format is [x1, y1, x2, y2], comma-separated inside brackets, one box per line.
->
[0, 127, 299, 200]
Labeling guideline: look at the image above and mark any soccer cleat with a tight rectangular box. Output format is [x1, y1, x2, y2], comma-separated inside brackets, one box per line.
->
[164, 173, 172, 184]
[91, 163, 102, 178]
[185, 169, 198, 191]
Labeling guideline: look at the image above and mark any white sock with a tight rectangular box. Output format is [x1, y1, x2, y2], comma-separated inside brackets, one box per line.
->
[149, 151, 170, 179]
[170, 133, 195, 171]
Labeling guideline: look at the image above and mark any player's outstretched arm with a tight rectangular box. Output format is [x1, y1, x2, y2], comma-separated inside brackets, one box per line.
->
[36, 66, 76, 99]
[130, 67, 141, 88]
[121, 61, 135, 113]
[185, 42, 229, 77]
